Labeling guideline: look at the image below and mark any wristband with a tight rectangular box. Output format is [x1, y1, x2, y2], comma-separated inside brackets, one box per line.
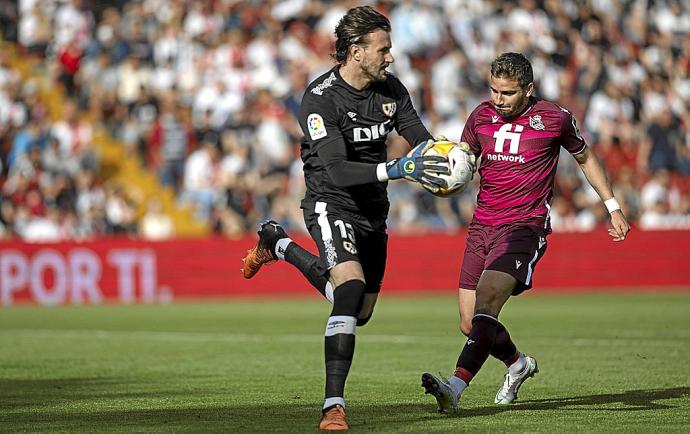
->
[604, 198, 621, 213]
[376, 162, 389, 182]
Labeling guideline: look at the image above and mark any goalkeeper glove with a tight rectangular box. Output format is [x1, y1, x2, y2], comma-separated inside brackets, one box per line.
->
[383, 139, 450, 193]
[456, 141, 477, 172]
[434, 134, 477, 173]
[435, 134, 477, 171]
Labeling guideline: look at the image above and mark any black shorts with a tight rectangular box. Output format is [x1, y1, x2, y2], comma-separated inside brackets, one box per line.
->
[303, 201, 388, 294]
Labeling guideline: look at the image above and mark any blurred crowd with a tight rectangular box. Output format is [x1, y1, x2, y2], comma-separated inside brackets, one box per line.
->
[0, 0, 689, 242]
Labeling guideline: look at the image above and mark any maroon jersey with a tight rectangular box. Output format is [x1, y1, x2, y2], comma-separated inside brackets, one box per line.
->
[461, 98, 586, 227]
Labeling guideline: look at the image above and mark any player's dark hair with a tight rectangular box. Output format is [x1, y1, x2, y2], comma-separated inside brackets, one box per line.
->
[490, 53, 533, 88]
[333, 6, 391, 64]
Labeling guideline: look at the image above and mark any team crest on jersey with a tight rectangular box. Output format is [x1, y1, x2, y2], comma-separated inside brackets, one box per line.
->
[382, 102, 397, 117]
[530, 115, 545, 130]
[307, 113, 327, 140]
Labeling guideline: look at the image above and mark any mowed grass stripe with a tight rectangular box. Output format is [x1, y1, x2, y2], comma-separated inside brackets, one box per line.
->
[2, 328, 689, 347]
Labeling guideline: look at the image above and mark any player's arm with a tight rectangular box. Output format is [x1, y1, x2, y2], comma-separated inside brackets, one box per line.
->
[318, 137, 449, 191]
[561, 107, 630, 241]
[574, 146, 630, 242]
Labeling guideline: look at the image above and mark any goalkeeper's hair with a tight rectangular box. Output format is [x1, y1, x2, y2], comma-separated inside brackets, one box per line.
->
[333, 6, 391, 64]
[490, 53, 534, 89]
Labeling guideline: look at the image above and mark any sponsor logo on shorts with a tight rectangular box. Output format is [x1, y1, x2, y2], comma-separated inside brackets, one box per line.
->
[343, 241, 358, 255]
[324, 239, 338, 268]
[516, 260, 522, 269]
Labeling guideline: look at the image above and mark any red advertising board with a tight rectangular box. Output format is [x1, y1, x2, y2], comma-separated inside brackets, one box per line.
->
[1, 230, 688, 306]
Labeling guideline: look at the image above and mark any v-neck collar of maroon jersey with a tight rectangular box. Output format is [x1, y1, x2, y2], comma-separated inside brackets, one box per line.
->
[496, 97, 537, 122]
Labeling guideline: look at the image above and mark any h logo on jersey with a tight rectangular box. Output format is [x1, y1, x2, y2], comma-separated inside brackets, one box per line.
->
[493, 123, 523, 154]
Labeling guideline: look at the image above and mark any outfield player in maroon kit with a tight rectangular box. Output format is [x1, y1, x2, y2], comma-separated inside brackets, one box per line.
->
[421, 52, 631, 412]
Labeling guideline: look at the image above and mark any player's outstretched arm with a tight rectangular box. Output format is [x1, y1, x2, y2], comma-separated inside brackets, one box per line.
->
[574, 147, 631, 242]
[318, 137, 448, 190]
[380, 139, 450, 193]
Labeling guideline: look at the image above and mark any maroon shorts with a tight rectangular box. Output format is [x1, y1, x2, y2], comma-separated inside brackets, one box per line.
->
[459, 222, 549, 295]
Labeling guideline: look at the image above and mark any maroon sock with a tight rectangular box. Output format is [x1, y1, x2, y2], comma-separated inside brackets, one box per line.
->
[491, 321, 519, 367]
[455, 314, 499, 383]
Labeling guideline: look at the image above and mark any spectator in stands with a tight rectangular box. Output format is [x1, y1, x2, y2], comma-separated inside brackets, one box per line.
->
[645, 110, 690, 175]
[182, 132, 220, 222]
[57, 37, 83, 95]
[104, 183, 137, 235]
[51, 99, 96, 174]
[139, 197, 174, 240]
[0, 0, 17, 43]
[148, 94, 193, 193]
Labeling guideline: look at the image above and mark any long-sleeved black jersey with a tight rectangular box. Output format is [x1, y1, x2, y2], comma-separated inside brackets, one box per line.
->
[298, 65, 432, 215]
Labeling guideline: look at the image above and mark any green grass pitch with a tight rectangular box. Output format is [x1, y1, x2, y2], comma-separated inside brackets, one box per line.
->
[1, 293, 689, 432]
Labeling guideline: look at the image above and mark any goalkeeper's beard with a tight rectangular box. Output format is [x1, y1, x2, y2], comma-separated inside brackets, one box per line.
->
[362, 63, 388, 83]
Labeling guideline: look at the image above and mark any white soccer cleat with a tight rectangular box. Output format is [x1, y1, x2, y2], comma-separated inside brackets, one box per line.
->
[495, 355, 539, 405]
[421, 372, 459, 413]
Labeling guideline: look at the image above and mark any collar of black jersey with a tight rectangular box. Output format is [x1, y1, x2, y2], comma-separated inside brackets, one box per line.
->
[334, 65, 381, 94]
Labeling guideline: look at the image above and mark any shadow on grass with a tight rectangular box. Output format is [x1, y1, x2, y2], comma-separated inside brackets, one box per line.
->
[453, 386, 690, 418]
[1, 380, 688, 430]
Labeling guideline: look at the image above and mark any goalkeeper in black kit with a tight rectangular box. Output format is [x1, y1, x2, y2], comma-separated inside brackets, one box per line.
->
[242, 5, 453, 431]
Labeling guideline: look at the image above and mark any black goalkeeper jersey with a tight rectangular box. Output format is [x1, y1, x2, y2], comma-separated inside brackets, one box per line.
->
[298, 66, 431, 217]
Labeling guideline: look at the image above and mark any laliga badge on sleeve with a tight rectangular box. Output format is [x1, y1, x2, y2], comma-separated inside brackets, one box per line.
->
[308, 113, 327, 140]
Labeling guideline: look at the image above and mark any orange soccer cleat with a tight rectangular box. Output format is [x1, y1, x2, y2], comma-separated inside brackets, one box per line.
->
[319, 405, 349, 431]
[241, 220, 286, 279]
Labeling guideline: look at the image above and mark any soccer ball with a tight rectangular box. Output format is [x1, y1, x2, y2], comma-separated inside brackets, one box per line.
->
[422, 141, 475, 197]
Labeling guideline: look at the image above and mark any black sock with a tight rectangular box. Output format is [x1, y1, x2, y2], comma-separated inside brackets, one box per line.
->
[491, 321, 519, 366]
[283, 242, 329, 297]
[325, 334, 355, 402]
[455, 314, 499, 383]
[324, 280, 365, 401]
